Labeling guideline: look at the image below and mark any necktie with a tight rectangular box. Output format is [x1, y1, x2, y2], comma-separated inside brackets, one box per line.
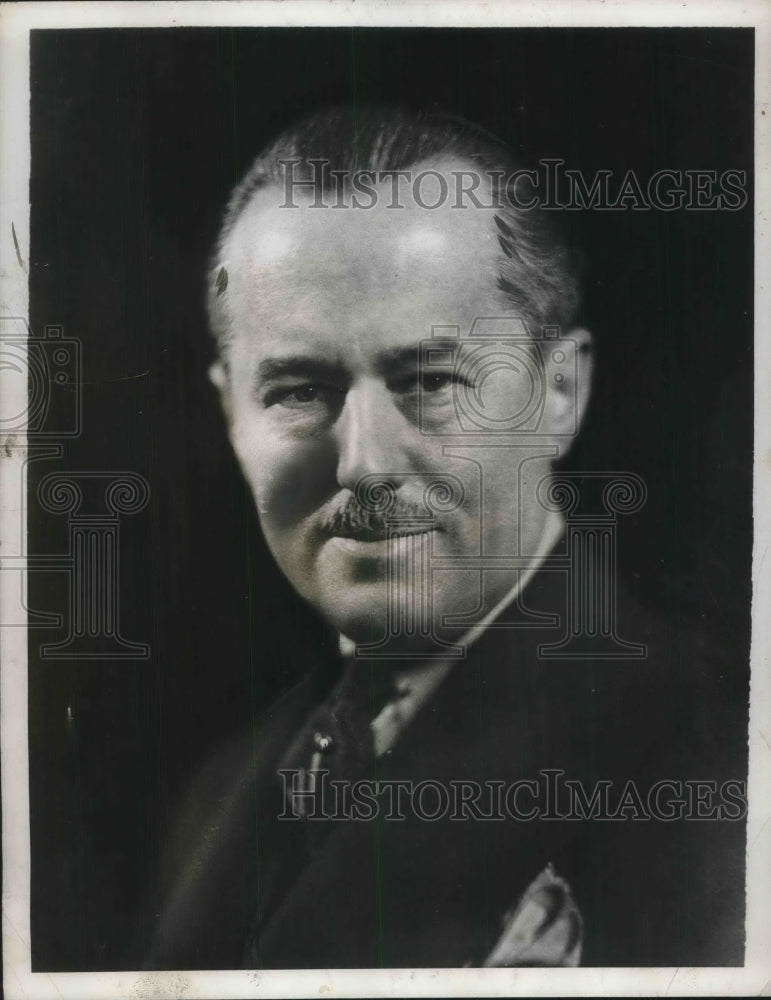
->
[277, 660, 397, 847]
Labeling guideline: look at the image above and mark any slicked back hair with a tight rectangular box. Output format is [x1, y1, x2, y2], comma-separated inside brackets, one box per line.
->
[207, 106, 583, 353]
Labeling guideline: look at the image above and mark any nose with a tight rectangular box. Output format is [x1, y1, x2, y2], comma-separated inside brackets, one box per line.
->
[334, 380, 410, 492]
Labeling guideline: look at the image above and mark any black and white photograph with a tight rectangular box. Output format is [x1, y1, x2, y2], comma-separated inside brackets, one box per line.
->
[1, 2, 769, 997]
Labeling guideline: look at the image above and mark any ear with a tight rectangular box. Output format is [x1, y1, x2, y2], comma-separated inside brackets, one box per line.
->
[542, 328, 593, 449]
[209, 359, 233, 427]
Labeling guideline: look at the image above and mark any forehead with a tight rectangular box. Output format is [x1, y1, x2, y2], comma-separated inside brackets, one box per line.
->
[221, 158, 507, 335]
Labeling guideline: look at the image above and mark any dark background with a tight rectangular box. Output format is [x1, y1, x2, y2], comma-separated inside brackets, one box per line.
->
[27, 28, 753, 969]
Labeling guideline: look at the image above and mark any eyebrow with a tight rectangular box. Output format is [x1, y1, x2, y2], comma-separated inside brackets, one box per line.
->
[255, 356, 348, 383]
[376, 340, 461, 372]
[254, 340, 462, 385]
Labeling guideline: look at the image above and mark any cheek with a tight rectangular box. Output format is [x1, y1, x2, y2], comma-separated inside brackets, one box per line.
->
[480, 366, 543, 426]
[230, 418, 338, 529]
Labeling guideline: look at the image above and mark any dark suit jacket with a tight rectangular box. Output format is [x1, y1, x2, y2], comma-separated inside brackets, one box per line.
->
[142, 564, 747, 969]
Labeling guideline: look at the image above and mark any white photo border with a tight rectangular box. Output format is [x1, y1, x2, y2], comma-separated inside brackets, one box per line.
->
[1, 1, 769, 997]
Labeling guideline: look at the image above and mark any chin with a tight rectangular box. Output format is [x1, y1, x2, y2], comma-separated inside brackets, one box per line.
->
[313, 588, 462, 657]
[309, 582, 387, 644]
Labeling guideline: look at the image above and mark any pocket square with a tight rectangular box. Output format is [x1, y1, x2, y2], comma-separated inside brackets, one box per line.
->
[481, 864, 583, 967]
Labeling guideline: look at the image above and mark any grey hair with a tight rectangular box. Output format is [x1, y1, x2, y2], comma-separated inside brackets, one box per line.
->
[206, 106, 583, 352]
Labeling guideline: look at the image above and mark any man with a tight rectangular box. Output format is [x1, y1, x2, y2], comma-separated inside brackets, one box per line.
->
[143, 108, 746, 969]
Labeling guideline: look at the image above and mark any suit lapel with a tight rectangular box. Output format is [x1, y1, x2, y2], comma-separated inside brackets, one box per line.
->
[253, 564, 692, 968]
[255, 569, 593, 967]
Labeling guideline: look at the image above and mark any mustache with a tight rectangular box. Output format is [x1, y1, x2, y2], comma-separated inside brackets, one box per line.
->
[319, 495, 437, 541]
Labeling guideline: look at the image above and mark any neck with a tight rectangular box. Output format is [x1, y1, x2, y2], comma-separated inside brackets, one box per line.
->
[339, 510, 564, 660]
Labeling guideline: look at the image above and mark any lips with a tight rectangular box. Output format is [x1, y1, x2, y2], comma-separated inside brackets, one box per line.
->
[325, 526, 438, 561]
[330, 525, 436, 543]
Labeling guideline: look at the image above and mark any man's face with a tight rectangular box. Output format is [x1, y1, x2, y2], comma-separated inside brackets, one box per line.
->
[214, 160, 589, 648]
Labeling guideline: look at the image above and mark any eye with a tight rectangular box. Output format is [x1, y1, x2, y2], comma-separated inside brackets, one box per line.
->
[420, 372, 454, 393]
[392, 369, 460, 395]
[286, 384, 323, 404]
[264, 383, 344, 411]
